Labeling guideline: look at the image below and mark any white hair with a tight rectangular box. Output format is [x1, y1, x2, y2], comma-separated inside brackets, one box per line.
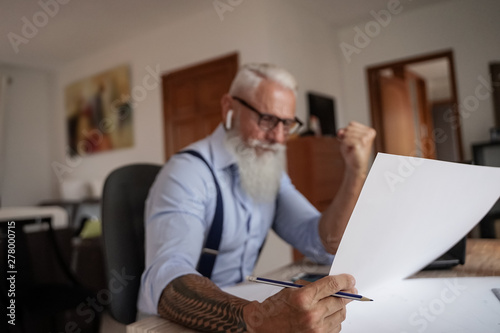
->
[229, 63, 298, 98]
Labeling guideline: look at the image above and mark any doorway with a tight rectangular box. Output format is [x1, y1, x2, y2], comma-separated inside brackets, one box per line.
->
[162, 53, 238, 160]
[367, 50, 463, 162]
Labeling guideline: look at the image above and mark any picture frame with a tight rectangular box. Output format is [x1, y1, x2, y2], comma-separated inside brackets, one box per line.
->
[65, 64, 133, 156]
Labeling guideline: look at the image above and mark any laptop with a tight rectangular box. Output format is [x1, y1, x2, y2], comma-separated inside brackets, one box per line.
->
[292, 237, 467, 283]
[422, 237, 466, 270]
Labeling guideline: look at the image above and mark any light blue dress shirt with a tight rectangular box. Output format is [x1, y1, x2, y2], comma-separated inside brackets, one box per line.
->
[137, 124, 335, 314]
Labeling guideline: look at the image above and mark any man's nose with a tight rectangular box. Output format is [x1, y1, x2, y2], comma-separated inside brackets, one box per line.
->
[265, 121, 287, 144]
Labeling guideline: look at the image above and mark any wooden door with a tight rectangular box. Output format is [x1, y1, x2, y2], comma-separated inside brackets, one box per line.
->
[379, 75, 416, 156]
[162, 53, 238, 160]
[379, 72, 436, 158]
[413, 76, 436, 159]
[367, 50, 464, 161]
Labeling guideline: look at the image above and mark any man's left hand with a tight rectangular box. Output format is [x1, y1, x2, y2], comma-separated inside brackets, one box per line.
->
[336, 121, 376, 177]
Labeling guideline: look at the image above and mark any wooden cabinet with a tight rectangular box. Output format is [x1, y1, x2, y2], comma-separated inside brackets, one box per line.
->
[287, 136, 345, 212]
[286, 136, 345, 260]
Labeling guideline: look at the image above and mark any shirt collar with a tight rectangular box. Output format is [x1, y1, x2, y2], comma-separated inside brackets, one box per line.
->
[208, 124, 237, 171]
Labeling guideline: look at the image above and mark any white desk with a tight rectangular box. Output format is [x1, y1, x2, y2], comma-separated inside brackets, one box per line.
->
[0, 206, 68, 230]
[127, 239, 500, 333]
[127, 262, 327, 333]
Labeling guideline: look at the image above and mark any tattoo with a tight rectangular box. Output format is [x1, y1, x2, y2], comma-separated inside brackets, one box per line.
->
[158, 274, 249, 332]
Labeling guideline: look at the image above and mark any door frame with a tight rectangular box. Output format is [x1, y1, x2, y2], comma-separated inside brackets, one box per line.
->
[366, 49, 463, 161]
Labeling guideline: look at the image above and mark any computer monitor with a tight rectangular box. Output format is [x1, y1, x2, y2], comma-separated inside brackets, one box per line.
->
[472, 140, 500, 238]
[473, 141, 500, 167]
[307, 92, 337, 136]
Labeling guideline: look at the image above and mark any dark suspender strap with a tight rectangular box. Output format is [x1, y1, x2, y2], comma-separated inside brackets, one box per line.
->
[177, 150, 223, 279]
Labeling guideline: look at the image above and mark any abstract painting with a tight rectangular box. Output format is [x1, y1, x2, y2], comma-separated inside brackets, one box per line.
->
[65, 64, 133, 156]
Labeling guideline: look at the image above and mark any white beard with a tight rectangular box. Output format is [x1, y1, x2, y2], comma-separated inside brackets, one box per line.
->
[224, 131, 286, 203]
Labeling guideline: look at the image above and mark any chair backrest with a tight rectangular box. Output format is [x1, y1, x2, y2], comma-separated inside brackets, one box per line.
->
[101, 163, 161, 325]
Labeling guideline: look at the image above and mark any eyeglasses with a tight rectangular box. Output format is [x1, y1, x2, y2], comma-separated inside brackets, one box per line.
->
[232, 96, 303, 134]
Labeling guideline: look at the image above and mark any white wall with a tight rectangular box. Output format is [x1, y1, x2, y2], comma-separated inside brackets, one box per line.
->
[6, 0, 498, 273]
[264, 0, 345, 126]
[46, 0, 349, 274]
[336, 0, 500, 160]
[51, 1, 271, 189]
[51, 0, 351, 189]
[2, 0, 498, 296]
[0, 64, 54, 206]
[254, 0, 347, 274]
[0, 0, 345, 274]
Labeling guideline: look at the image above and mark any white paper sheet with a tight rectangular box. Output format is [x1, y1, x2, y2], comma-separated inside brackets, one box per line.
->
[342, 277, 500, 333]
[330, 153, 500, 293]
[222, 277, 500, 332]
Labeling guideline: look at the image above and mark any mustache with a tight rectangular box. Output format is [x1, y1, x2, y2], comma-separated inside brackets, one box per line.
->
[247, 139, 286, 153]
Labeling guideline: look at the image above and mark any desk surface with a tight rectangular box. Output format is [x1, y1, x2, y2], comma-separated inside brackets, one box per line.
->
[127, 238, 500, 333]
[410, 238, 500, 278]
[0, 206, 68, 229]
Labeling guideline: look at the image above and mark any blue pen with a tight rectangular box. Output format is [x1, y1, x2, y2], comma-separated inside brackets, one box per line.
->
[247, 276, 373, 302]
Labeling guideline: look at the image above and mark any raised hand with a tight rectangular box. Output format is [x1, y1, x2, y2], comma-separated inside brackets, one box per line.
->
[337, 121, 376, 178]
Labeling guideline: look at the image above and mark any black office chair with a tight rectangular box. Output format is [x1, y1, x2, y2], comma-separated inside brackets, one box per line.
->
[101, 164, 161, 325]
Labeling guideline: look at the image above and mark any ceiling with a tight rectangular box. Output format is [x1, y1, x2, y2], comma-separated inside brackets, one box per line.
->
[0, 0, 454, 70]
[407, 59, 449, 81]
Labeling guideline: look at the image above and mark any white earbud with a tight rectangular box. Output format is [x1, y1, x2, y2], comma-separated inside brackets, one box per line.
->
[225, 109, 234, 130]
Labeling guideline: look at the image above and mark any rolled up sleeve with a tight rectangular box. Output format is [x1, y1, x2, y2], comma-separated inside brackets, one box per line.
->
[273, 174, 335, 265]
[137, 155, 216, 315]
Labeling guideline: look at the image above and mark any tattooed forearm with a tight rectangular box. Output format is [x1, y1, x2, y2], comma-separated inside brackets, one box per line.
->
[158, 274, 250, 332]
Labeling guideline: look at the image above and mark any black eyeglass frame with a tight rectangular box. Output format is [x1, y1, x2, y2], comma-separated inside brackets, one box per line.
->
[231, 96, 303, 134]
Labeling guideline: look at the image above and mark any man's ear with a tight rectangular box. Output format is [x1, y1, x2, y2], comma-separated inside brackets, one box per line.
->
[221, 94, 234, 130]
[225, 109, 234, 130]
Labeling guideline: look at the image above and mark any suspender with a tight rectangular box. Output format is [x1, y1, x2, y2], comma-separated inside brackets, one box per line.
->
[177, 150, 223, 279]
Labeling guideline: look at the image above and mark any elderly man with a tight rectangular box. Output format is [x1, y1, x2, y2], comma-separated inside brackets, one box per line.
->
[137, 63, 376, 332]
